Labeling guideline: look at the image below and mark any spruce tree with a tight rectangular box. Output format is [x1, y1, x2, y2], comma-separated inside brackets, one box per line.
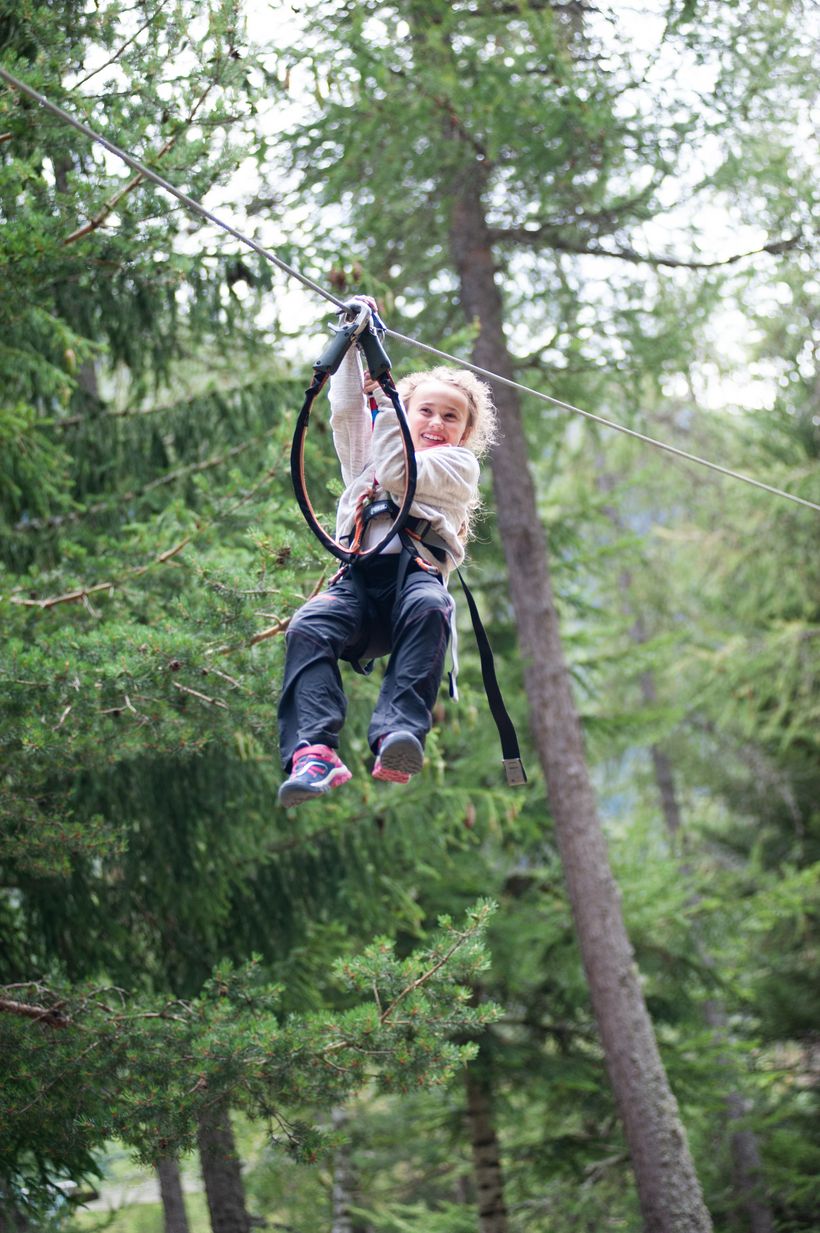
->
[1, 4, 506, 1223]
[263, 1, 817, 1226]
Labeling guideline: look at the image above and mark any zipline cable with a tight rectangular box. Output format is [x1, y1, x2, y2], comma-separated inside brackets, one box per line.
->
[384, 329, 820, 511]
[0, 68, 346, 312]
[2, 65, 818, 516]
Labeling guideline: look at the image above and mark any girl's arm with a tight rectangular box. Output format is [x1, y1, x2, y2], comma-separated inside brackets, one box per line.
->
[329, 347, 373, 485]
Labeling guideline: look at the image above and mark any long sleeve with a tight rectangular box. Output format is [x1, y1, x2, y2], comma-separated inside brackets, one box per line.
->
[329, 359, 481, 573]
[328, 347, 373, 486]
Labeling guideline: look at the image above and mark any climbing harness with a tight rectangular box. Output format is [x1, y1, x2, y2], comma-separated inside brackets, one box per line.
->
[291, 299, 527, 786]
[290, 299, 418, 564]
[360, 500, 527, 787]
[3, 67, 812, 781]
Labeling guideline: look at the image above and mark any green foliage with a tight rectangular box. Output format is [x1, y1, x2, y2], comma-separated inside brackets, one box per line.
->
[1, 904, 498, 1212]
[3, 1, 819, 1230]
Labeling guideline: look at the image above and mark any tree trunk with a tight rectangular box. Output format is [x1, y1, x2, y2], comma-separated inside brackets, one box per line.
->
[601, 484, 775, 1233]
[701, 1002, 775, 1233]
[448, 164, 713, 1232]
[330, 1106, 370, 1233]
[0, 1205, 30, 1231]
[465, 1066, 509, 1233]
[196, 1101, 251, 1233]
[642, 654, 774, 1233]
[157, 1156, 191, 1233]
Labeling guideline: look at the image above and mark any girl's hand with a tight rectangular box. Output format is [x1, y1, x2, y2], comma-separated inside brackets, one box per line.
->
[351, 293, 379, 315]
[362, 370, 379, 395]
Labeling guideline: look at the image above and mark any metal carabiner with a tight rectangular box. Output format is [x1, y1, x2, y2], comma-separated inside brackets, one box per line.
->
[313, 298, 372, 378]
[338, 296, 373, 337]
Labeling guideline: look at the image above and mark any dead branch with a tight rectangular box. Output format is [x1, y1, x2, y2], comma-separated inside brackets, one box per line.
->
[5, 451, 284, 610]
[172, 681, 228, 709]
[63, 79, 215, 246]
[0, 997, 70, 1028]
[8, 535, 189, 609]
[11, 581, 115, 610]
[248, 618, 290, 647]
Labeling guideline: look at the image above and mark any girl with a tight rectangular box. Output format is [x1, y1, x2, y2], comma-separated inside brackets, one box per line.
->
[277, 311, 496, 808]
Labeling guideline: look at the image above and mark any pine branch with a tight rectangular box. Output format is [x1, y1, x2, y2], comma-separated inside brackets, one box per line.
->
[54, 369, 276, 429]
[378, 929, 474, 1027]
[172, 681, 228, 709]
[488, 224, 804, 268]
[62, 77, 216, 246]
[209, 572, 326, 656]
[519, 184, 663, 235]
[11, 580, 117, 610]
[14, 439, 255, 533]
[7, 449, 287, 609]
[8, 538, 188, 609]
[0, 997, 70, 1028]
[356, 42, 491, 165]
[69, 1, 173, 91]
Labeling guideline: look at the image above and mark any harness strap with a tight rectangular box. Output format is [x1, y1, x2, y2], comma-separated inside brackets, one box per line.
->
[289, 302, 417, 565]
[361, 499, 444, 560]
[361, 501, 526, 786]
[453, 569, 527, 787]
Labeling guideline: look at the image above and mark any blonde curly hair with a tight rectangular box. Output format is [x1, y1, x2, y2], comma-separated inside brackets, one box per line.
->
[397, 366, 497, 458]
[396, 366, 496, 543]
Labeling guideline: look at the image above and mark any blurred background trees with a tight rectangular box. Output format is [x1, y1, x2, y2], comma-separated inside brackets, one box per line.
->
[1, 0, 817, 1229]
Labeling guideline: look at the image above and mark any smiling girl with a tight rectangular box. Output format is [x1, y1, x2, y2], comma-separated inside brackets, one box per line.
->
[276, 305, 497, 808]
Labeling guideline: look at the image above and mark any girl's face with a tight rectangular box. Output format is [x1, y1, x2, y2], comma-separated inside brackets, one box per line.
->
[406, 380, 471, 451]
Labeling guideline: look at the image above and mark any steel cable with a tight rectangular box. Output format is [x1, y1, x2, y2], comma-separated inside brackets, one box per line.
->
[2, 65, 817, 515]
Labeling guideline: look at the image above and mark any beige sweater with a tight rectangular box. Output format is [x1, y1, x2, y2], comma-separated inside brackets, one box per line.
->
[329, 348, 479, 574]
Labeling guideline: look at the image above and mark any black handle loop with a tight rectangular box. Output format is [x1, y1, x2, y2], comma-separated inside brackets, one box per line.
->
[290, 323, 417, 565]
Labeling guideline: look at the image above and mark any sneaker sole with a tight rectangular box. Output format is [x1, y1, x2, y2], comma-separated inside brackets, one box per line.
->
[278, 767, 351, 808]
[377, 731, 424, 777]
[372, 762, 411, 784]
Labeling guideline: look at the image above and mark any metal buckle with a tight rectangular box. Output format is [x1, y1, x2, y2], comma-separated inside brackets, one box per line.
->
[502, 757, 527, 787]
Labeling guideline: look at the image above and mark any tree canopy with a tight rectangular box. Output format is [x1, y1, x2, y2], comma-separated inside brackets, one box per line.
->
[1, 1, 818, 1230]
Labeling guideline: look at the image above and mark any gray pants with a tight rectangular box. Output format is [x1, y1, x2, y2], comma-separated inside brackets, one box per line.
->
[278, 555, 453, 770]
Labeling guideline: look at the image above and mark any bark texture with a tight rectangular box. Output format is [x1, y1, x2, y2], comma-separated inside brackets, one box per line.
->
[602, 489, 775, 1233]
[702, 1001, 776, 1233]
[330, 1106, 370, 1233]
[448, 164, 713, 1232]
[157, 1157, 191, 1233]
[196, 1102, 251, 1233]
[465, 1066, 509, 1233]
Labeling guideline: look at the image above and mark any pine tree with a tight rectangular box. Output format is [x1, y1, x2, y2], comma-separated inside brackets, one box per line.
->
[1, 5, 507, 1223]
[262, 1, 817, 1226]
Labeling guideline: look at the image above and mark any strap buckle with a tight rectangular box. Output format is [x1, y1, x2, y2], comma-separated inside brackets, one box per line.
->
[313, 298, 373, 378]
[502, 758, 528, 787]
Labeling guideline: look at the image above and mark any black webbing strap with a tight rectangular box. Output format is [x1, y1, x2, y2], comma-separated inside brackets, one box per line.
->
[290, 305, 417, 564]
[454, 569, 527, 787]
[360, 501, 527, 787]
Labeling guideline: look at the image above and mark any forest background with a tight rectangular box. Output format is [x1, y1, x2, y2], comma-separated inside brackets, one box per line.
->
[1, 1, 817, 1231]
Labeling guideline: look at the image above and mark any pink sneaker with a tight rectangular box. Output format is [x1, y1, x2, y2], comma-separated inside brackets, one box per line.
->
[278, 745, 352, 808]
[372, 731, 424, 784]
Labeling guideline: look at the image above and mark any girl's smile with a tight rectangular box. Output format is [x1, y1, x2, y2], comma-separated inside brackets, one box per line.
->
[406, 380, 471, 451]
